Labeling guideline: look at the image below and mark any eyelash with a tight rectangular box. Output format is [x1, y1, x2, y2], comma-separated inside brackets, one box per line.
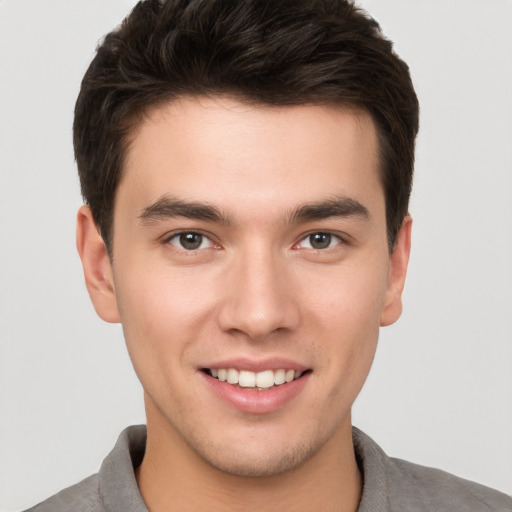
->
[164, 230, 346, 252]
[165, 231, 217, 252]
[295, 232, 345, 251]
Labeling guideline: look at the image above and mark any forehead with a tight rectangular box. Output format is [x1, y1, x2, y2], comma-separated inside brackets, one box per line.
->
[119, 96, 383, 221]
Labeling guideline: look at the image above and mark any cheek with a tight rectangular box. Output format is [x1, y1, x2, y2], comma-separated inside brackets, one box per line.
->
[112, 262, 215, 378]
[116, 257, 217, 322]
[302, 256, 390, 334]
[300, 259, 389, 389]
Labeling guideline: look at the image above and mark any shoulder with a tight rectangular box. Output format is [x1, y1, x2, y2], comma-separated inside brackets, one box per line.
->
[22, 426, 147, 512]
[352, 427, 512, 512]
[386, 456, 512, 511]
[22, 474, 105, 512]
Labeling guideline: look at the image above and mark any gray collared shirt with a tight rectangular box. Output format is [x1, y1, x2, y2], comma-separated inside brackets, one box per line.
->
[25, 425, 512, 511]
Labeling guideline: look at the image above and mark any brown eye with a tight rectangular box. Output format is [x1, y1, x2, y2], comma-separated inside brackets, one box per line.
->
[180, 233, 202, 250]
[298, 232, 341, 250]
[309, 233, 332, 249]
[168, 232, 211, 250]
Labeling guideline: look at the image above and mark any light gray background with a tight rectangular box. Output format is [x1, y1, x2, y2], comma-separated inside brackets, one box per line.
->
[1, 1, 511, 510]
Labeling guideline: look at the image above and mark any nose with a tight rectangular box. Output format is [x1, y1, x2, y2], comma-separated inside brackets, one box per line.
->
[217, 248, 301, 341]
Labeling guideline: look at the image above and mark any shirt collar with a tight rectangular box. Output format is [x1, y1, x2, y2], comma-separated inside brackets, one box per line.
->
[99, 425, 148, 512]
[98, 425, 389, 512]
[352, 426, 389, 511]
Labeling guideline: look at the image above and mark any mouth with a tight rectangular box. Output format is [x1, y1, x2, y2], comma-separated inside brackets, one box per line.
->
[202, 368, 310, 390]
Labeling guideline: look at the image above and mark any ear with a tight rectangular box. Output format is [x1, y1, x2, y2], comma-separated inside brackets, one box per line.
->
[380, 215, 412, 327]
[76, 205, 121, 323]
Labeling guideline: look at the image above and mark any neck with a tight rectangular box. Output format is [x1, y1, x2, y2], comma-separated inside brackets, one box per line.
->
[136, 406, 362, 512]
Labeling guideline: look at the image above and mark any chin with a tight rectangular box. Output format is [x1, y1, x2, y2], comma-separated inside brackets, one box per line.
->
[191, 431, 326, 478]
[202, 447, 314, 478]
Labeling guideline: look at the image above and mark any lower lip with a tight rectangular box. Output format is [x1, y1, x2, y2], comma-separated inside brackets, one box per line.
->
[201, 371, 311, 414]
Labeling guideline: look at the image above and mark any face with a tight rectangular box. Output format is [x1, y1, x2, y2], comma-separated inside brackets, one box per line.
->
[78, 96, 410, 477]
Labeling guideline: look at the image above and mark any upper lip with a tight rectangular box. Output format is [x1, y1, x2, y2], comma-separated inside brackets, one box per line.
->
[199, 357, 310, 373]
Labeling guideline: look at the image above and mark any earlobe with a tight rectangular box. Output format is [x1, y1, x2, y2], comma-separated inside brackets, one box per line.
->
[76, 205, 121, 323]
[380, 215, 412, 327]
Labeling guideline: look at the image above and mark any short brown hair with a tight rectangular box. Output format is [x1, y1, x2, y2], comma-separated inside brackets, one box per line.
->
[74, 0, 419, 253]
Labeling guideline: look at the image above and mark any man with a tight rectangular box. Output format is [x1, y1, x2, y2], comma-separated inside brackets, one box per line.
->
[24, 0, 512, 510]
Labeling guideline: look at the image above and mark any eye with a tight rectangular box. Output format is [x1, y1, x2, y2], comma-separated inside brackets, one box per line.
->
[167, 232, 214, 251]
[297, 232, 342, 250]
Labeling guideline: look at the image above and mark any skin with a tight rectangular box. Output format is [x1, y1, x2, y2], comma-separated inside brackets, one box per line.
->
[77, 96, 411, 512]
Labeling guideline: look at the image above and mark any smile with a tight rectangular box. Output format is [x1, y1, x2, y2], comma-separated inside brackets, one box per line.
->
[204, 368, 307, 390]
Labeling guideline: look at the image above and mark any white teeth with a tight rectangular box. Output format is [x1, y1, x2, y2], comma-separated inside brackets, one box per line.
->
[208, 368, 305, 388]
[274, 369, 286, 385]
[256, 370, 274, 389]
[226, 368, 239, 384]
[239, 370, 256, 387]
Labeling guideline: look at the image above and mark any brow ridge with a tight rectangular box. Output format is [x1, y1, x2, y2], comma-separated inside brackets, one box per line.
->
[138, 194, 370, 227]
[290, 196, 371, 224]
[138, 195, 230, 225]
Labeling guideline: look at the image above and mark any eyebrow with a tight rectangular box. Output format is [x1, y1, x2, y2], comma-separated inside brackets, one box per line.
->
[289, 196, 371, 224]
[138, 194, 370, 226]
[138, 195, 231, 225]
